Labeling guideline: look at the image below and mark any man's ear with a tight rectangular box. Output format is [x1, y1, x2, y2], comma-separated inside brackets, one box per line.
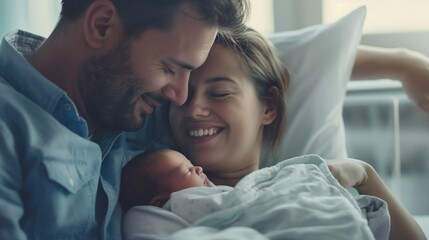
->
[149, 194, 170, 207]
[262, 86, 280, 125]
[83, 0, 120, 49]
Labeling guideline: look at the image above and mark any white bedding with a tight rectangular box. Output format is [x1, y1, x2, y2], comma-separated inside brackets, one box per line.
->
[414, 216, 429, 238]
[123, 155, 390, 240]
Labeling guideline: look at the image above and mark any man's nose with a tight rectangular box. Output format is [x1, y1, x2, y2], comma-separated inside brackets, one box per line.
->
[162, 72, 190, 105]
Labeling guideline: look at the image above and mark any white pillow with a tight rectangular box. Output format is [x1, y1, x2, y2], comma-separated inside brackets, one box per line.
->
[261, 7, 366, 166]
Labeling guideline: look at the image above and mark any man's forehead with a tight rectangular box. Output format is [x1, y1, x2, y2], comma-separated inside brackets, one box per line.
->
[167, 58, 195, 71]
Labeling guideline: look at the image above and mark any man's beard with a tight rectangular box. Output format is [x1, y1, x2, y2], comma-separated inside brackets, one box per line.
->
[78, 39, 146, 132]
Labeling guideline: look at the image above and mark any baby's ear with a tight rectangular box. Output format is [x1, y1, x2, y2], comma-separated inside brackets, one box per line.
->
[149, 194, 169, 207]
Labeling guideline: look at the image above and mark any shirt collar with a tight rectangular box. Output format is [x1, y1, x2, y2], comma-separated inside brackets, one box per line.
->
[0, 30, 66, 114]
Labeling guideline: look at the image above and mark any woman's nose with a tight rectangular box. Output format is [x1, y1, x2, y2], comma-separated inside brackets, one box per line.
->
[186, 96, 210, 119]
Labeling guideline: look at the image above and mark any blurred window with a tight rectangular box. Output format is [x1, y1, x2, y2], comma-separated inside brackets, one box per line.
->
[323, 0, 429, 33]
[27, 0, 61, 36]
[247, 0, 274, 35]
[0, 0, 60, 37]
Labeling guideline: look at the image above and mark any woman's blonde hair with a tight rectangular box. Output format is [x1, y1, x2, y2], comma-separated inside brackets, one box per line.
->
[216, 27, 290, 155]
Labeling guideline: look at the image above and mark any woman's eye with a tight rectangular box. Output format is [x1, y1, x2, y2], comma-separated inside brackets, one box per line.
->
[210, 92, 231, 98]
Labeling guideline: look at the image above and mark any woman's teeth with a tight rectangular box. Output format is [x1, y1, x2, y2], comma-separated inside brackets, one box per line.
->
[189, 128, 218, 137]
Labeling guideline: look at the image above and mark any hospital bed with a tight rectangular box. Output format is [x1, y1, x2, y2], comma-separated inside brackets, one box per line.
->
[344, 79, 429, 236]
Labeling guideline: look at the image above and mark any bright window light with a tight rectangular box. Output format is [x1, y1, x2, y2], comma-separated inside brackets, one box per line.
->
[246, 0, 274, 35]
[323, 0, 429, 33]
[27, 0, 61, 37]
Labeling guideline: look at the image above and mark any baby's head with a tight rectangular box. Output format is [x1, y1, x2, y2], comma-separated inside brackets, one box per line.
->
[120, 149, 209, 211]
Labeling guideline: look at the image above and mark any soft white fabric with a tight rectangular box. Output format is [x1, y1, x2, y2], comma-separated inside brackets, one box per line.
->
[123, 155, 390, 240]
[356, 195, 391, 240]
[163, 185, 232, 224]
[123, 207, 268, 240]
[261, 7, 366, 166]
[122, 206, 190, 240]
[122, 186, 232, 240]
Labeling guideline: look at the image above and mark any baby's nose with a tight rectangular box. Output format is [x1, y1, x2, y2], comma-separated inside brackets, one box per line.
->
[194, 166, 203, 175]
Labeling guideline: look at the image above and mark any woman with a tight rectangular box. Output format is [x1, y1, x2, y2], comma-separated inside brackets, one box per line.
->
[170, 28, 289, 187]
[168, 27, 426, 240]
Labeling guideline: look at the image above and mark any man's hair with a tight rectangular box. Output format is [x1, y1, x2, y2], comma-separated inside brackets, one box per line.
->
[60, 0, 249, 37]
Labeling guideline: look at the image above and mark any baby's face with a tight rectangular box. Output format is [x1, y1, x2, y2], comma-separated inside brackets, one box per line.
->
[155, 150, 209, 192]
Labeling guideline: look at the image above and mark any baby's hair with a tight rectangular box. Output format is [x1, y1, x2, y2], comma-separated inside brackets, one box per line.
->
[119, 149, 168, 212]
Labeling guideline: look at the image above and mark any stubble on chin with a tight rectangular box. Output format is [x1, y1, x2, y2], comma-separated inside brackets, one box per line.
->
[78, 39, 145, 132]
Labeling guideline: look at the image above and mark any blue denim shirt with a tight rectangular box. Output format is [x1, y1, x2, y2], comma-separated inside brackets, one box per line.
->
[0, 30, 124, 239]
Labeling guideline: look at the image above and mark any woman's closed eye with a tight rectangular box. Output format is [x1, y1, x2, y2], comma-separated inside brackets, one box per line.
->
[209, 91, 233, 99]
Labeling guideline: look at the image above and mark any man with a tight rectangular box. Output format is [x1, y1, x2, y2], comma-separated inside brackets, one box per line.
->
[0, 0, 248, 239]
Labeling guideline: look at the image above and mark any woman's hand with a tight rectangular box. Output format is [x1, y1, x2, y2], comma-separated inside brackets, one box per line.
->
[395, 49, 429, 113]
[353, 45, 429, 114]
[327, 158, 426, 240]
[326, 158, 369, 189]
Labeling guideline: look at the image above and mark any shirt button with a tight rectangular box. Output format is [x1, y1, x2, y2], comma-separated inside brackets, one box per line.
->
[64, 103, 72, 111]
[69, 178, 75, 187]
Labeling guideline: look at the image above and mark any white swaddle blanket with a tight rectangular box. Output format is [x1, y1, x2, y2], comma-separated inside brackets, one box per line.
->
[123, 155, 390, 240]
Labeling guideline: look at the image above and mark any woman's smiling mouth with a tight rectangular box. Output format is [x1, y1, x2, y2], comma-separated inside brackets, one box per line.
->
[188, 127, 223, 138]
